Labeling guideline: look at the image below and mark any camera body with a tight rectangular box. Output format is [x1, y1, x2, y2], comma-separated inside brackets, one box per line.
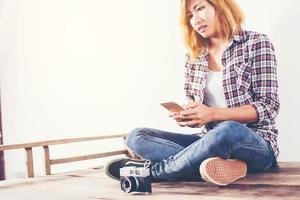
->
[120, 165, 152, 194]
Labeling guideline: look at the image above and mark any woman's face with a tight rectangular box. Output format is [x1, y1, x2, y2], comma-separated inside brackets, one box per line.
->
[186, 0, 218, 39]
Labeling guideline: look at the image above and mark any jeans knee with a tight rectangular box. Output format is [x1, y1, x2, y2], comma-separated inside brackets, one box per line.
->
[126, 127, 149, 149]
[218, 121, 242, 129]
[211, 121, 248, 145]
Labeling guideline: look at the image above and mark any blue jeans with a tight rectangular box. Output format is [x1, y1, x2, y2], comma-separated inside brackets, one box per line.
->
[126, 121, 277, 181]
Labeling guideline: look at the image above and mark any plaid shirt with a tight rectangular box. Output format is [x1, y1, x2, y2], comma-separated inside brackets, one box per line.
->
[184, 30, 280, 158]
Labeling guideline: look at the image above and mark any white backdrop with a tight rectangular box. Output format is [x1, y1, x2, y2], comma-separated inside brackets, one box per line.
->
[0, 0, 299, 179]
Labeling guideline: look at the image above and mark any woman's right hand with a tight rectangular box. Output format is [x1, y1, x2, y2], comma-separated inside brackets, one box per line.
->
[168, 104, 189, 124]
[169, 112, 186, 127]
[168, 112, 178, 118]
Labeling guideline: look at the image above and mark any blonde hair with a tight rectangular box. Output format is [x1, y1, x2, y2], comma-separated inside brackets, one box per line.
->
[180, 0, 244, 59]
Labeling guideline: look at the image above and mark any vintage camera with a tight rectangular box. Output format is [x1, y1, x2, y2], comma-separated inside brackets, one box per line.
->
[120, 165, 152, 194]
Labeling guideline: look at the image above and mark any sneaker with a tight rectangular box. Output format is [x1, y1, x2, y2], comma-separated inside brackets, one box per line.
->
[199, 157, 247, 186]
[105, 157, 151, 181]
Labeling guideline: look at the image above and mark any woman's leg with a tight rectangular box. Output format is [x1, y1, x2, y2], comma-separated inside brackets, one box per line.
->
[150, 121, 276, 181]
[126, 127, 201, 163]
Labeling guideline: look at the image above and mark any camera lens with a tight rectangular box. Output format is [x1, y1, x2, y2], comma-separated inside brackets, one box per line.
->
[120, 177, 137, 193]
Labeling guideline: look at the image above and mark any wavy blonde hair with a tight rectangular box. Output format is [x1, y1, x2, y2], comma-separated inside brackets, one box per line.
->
[180, 0, 244, 59]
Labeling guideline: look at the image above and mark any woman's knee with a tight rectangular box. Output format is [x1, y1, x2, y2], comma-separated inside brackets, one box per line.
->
[215, 121, 248, 137]
[125, 127, 149, 148]
[217, 121, 244, 130]
[209, 121, 251, 147]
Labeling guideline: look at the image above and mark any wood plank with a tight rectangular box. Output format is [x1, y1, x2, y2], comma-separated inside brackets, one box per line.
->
[25, 148, 34, 178]
[0, 134, 127, 151]
[233, 162, 300, 186]
[43, 146, 51, 175]
[50, 150, 128, 165]
[235, 174, 300, 185]
[152, 182, 300, 200]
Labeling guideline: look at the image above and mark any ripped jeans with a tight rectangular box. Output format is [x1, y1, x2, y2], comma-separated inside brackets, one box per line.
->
[126, 121, 277, 181]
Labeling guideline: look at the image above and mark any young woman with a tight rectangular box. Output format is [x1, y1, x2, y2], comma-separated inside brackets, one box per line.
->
[106, 0, 279, 186]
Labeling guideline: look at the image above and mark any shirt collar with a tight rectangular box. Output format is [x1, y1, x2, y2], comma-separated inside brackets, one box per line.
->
[225, 30, 247, 50]
[232, 30, 248, 43]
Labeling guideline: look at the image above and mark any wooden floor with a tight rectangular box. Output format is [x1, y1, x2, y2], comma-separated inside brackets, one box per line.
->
[0, 162, 299, 200]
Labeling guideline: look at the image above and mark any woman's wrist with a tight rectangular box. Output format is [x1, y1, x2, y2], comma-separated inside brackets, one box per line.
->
[210, 108, 220, 122]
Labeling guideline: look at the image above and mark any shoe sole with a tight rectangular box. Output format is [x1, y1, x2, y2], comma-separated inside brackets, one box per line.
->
[200, 157, 247, 186]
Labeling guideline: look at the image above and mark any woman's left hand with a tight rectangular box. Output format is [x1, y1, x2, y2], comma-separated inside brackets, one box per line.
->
[173, 102, 215, 128]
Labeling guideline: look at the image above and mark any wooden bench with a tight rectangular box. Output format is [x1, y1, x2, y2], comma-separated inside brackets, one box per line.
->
[0, 135, 299, 199]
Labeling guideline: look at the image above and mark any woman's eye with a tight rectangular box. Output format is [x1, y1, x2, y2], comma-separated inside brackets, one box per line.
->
[196, 6, 205, 12]
[187, 14, 193, 19]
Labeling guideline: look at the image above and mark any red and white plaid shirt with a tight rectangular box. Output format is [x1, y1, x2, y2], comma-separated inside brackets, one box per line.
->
[184, 30, 280, 158]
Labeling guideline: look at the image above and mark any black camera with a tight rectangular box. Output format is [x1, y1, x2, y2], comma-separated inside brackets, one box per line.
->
[120, 165, 152, 194]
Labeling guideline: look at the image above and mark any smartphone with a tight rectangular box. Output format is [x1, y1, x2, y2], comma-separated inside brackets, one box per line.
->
[160, 102, 185, 112]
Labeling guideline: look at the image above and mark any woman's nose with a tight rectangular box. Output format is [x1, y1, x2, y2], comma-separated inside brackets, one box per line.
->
[193, 14, 203, 25]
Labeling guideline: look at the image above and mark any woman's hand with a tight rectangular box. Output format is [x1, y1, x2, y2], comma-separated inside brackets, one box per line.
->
[169, 103, 258, 127]
[170, 102, 215, 128]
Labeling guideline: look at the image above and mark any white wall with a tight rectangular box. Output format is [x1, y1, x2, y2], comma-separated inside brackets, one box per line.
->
[0, 0, 299, 179]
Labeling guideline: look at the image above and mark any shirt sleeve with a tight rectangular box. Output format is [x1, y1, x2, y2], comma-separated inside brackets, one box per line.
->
[250, 34, 280, 125]
[184, 54, 195, 102]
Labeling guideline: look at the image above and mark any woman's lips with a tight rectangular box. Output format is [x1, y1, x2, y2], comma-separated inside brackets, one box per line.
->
[198, 25, 207, 33]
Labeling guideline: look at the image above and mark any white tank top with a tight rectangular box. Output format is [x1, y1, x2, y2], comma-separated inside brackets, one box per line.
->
[203, 70, 227, 108]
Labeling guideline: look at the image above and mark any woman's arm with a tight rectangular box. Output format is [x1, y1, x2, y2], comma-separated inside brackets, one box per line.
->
[211, 105, 257, 123]
[248, 34, 280, 125]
